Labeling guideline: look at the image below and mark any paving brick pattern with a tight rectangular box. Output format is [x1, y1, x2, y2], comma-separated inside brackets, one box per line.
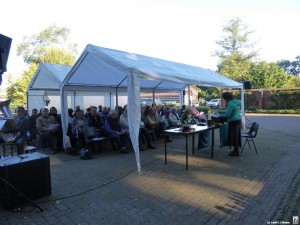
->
[0, 115, 299, 225]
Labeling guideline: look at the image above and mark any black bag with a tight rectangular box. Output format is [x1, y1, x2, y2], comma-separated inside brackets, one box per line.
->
[80, 148, 92, 160]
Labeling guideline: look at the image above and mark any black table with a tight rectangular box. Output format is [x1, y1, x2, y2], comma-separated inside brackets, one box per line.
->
[164, 125, 219, 170]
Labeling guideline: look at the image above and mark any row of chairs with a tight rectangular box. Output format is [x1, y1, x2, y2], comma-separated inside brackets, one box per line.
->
[84, 126, 114, 154]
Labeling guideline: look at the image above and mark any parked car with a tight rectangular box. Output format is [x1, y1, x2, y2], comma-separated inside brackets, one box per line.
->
[206, 99, 221, 108]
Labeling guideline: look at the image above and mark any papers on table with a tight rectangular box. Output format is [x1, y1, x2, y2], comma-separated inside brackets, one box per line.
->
[24, 146, 36, 151]
[91, 137, 105, 141]
[48, 124, 60, 130]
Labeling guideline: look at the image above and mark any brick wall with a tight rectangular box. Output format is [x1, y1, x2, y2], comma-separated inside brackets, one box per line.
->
[230, 88, 300, 109]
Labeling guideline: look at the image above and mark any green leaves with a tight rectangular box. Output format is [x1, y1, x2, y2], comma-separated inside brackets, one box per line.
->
[6, 24, 77, 105]
[214, 17, 300, 90]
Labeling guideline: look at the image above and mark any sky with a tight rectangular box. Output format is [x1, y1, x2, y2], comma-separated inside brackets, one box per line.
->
[1, 0, 300, 89]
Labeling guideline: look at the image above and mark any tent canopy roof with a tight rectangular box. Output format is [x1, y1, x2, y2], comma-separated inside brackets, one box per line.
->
[62, 44, 243, 92]
[28, 62, 71, 91]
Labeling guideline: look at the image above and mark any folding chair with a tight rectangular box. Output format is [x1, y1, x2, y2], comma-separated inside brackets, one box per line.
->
[241, 122, 259, 154]
[84, 126, 111, 154]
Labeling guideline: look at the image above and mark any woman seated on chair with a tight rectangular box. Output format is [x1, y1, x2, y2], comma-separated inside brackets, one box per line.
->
[71, 109, 87, 150]
[168, 107, 180, 127]
[120, 105, 156, 150]
[2, 106, 29, 155]
[144, 106, 171, 142]
[105, 109, 130, 153]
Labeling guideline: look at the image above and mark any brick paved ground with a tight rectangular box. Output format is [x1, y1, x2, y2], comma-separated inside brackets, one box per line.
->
[0, 115, 299, 225]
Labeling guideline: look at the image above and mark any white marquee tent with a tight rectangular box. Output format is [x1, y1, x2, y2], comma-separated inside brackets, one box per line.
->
[60, 44, 244, 173]
[27, 62, 128, 112]
[27, 62, 71, 112]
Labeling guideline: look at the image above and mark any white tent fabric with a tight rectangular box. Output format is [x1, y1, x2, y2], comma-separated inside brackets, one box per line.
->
[27, 62, 129, 112]
[28, 62, 71, 90]
[60, 44, 243, 173]
[27, 62, 71, 111]
[127, 72, 141, 173]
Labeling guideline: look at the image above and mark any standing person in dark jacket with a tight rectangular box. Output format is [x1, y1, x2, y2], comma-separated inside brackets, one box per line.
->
[219, 92, 242, 156]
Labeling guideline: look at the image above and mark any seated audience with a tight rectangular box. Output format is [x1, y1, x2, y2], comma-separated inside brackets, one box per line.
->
[168, 107, 180, 127]
[3, 106, 29, 155]
[49, 107, 63, 151]
[120, 105, 156, 150]
[105, 109, 130, 153]
[28, 108, 39, 141]
[98, 105, 103, 115]
[179, 104, 186, 117]
[100, 106, 109, 121]
[87, 106, 104, 129]
[72, 109, 87, 149]
[144, 106, 171, 141]
[36, 108, 60, 154]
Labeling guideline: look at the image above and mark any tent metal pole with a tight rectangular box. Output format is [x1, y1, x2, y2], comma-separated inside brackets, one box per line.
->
[115, 76, 128, 108]
[110, 92, 112, 108]
[188, 85, 191, 106]
[116, 88, 118, 108]
[73, 91, 76, 109]
[152, 90, 155, 105]
[152, 81, 163, 105]
[241, 87, 246, 132]
[180, 85, 188, 105]
[26, 91, 29, 110]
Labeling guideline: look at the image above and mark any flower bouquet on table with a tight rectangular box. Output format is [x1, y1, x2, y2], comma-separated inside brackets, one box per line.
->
[179, 108, 198, 132]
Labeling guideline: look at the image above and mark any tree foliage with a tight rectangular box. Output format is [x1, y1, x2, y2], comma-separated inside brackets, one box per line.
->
[246, 61, 299, 89]
[6, 64, 38, 106]
[198, 86, 221, 100]
[276, 55, 300, 77]
[214, 17, 258, 82]
[213, 17, 300, 89]
[6, 24, 77, 105]
[39, 47, 76, 65]
[17, 24, 77, 64]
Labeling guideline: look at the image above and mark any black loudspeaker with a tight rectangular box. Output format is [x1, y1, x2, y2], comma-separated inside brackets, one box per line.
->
[244, 80, 252, 90]
[0, 34, 12, 74]
[0, 152, 51, 210]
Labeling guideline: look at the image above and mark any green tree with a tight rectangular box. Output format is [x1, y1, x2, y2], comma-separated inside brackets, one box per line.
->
[246, 61, 272, 88]
[214, 17, 258, 81]
[17, 24, 77, 64]
[246, 61, 300, 89]
[6, 24, 77, 105]
[276, 55, 300, 77]
[199, 86, 221, 100]
[39, 47, 76, 65]
[6, 64, 38, 106]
